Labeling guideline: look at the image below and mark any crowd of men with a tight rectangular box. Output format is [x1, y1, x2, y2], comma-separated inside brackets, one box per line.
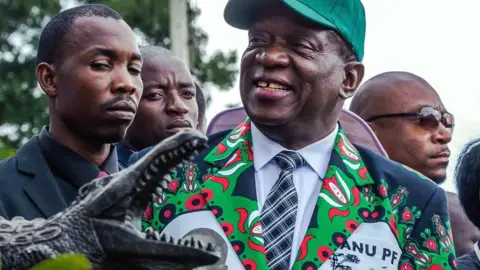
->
[1, 0, 480, 269]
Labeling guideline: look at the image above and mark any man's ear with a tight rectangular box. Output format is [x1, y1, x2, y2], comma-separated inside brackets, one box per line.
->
[339, 61, 365, 99]
[35, 62, 57, 97]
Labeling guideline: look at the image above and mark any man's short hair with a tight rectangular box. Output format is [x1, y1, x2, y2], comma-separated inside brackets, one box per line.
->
[139, 45, 177, 61]
[36, 4, 122, 65]
[456, 138, 480, 229]
[195, 81, 206, 121]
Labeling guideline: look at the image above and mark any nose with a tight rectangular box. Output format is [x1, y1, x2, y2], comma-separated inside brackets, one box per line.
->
[112, 67, 139, 95]
[255, 44, 290, 68]
[165, 91, 189, 116]
[432, 123, 453, 144]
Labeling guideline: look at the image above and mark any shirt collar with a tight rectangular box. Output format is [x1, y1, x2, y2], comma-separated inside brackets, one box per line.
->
[115, 143, 134, 169]
[39, 126, 120, 188]
[475, 241, 480, 261]
[251, 123, 338, 178]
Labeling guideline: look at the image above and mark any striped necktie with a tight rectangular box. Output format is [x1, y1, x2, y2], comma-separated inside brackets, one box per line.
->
[261, 150, 306, 270]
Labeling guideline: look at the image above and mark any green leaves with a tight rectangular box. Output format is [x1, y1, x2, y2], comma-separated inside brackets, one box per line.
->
[0, 254, 93, 270]
[30, 254, 93, 270]
[0, 0, 238, 154]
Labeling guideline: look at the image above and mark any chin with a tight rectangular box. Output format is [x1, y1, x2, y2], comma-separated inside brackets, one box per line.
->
[98, 127, 128, 144]
[427, 171, 447, 185]
[244, 103, 294, 127]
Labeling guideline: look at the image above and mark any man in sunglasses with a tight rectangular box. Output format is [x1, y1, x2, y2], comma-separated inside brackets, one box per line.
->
[350, 71, 480, 256]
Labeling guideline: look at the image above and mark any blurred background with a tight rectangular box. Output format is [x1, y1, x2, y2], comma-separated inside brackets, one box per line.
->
[0, 0, 479, 192]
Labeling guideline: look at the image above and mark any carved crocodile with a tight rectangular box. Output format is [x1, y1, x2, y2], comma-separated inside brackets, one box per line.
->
[0, 130, 220, 270]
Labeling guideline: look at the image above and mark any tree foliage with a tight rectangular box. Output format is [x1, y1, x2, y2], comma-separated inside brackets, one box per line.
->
[0, 0, 238, 157]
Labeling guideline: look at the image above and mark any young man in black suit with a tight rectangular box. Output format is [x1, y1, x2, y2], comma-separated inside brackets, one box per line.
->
[0, 4, 143, 219]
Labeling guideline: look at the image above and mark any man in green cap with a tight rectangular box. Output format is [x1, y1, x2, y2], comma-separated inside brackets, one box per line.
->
[131, 0, 456, 269]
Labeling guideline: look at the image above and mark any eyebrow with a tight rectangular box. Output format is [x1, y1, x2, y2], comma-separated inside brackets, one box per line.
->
[180, 82, 195, 88]
[143, 81, 195, 90]
[90, 47, 142, 62]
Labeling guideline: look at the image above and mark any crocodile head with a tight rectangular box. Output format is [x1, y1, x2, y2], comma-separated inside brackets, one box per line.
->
[66, 129, 218, 269]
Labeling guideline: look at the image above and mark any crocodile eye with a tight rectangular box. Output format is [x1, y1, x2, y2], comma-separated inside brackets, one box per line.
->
[77, 182, 96, 199]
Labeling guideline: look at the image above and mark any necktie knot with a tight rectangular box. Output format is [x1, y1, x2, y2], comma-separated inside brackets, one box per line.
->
[274, 150, 305, 171]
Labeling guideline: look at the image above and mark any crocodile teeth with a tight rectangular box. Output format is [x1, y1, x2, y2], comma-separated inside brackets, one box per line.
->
[159, 180, 168, 190]
[190, 237, 196, 247]
[197, 240, 203, 249]
[188, 154, 195, 161]
[182, 159, 189, 165]
[169, 167, 176, 174]
[125, 210, 134, 222]
[138, 178, 147, 187]
[148, 230, 161, 240]
[143, 172, 152, 181]
[175, 163, 184, 169]
[168, 152, 174, 159]
[148, 164, 159, 174]
[163, 174, 172, 182]
[160, 155, 167, 163]
[180, 146, 187, 154]
[155, 187, 164, 195]
[173, 149, 179, 156]
[206, 243, 215, 252]
[169, 236, 175, 244]
[191, 139, 199, 147]
[160, 233, 167, 242]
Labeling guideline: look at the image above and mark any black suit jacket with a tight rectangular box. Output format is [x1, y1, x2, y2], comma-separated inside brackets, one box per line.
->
[0, 136, 68, 219]
[457, 250, 480, 269]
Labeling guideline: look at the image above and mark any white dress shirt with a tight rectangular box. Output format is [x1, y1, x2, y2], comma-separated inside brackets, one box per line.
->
[251, 123, 338, 269]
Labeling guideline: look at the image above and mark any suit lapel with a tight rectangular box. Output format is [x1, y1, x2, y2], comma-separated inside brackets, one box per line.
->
[201, 122, 380, 269]
[292, 127, 376, 269]
[17, 137, 67, 218]
[202, 120, 268, 269]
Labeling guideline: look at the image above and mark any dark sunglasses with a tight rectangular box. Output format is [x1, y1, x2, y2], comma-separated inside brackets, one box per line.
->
[366, 107, 455, 132]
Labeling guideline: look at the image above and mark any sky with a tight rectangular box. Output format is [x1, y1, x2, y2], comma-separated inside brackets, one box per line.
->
[193, 0, 480, 193]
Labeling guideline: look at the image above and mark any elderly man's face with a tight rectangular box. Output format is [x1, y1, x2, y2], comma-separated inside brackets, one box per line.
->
[239, 4, 353, 129]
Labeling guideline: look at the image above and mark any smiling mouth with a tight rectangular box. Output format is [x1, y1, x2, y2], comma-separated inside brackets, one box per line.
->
[255, 80, 292, 91]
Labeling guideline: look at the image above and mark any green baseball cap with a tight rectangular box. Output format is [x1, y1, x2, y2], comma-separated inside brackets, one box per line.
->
[223, 0, 366, 61]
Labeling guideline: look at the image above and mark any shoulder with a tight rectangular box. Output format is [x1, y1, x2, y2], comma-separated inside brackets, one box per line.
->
[457, 250, 480, 269]
[356, 144, 441, 207]
[129, 130, 232, 166]
[0, 137, 41, 185]
[0, 155, 19, 184]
